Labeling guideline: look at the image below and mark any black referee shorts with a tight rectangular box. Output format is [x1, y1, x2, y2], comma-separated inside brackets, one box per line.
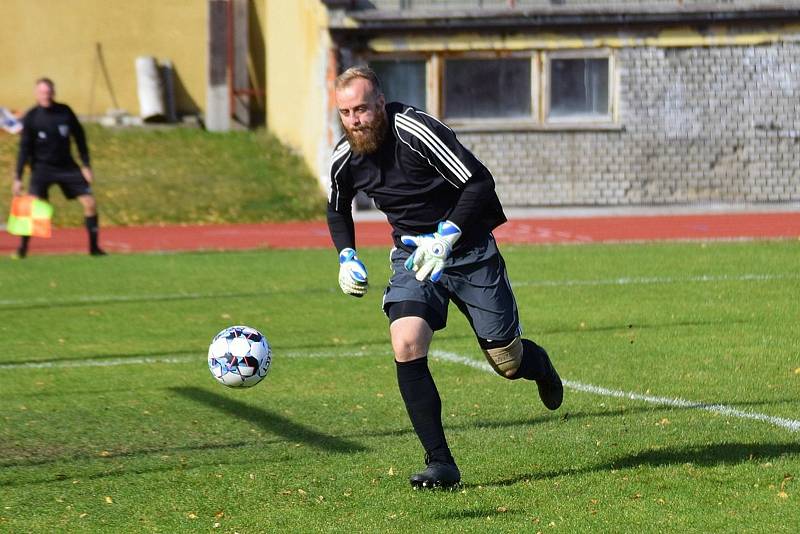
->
[30, 164, 92, 200]
[383, 234, 522, 343]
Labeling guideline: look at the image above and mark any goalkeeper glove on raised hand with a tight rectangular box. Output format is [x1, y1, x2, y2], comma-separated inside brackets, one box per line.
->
[401, 220, 462, 283]
[338, 248, 368, 297]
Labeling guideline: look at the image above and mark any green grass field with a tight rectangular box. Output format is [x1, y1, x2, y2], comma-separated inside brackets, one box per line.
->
[1, 241, 798, 532]
[0, 126, 325, 227]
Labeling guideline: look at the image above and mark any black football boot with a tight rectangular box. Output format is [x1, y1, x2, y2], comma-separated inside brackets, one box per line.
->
[410, 454, 461, 490]
[521, 339, 563, 411]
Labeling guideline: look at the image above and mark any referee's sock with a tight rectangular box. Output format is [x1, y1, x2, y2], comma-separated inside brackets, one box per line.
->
[17, 236, 30, 258]
[85, 215, 102, 253]
[396, 357, 455, 465]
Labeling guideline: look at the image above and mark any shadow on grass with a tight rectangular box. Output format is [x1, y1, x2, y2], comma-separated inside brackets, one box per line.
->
[171, 386, 367, 454]
[432, 507, 523, 520]
[0, 287, 337, 313]
[0, 440, 294, 488]
[540, 318, 752, 337]
[468, 441, 800, 488]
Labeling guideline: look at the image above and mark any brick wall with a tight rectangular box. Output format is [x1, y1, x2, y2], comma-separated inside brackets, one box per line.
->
[459, 43, 800, 206]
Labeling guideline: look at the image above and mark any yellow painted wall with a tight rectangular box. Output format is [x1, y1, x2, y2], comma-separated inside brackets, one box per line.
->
[265, 0, 331, 181]
[0, 0, 207, 117]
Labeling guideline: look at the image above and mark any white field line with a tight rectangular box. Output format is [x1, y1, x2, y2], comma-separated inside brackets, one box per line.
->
[0, 273, 794, 310]
[4, 347, 797, 433]
[513, 272, 799, 288]
[430, 350, 800, 433]
[0, 349, 373, 370]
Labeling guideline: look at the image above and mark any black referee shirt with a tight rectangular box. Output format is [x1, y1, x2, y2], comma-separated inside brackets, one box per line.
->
[16, 102, 90, 177]
[327, 102, 506, 254]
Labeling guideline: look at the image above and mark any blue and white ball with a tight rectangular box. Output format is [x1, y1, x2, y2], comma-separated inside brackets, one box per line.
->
[208, 326, 272, 388]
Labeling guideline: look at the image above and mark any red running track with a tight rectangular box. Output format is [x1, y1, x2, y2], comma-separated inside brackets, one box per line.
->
[1, 212, 799, 255]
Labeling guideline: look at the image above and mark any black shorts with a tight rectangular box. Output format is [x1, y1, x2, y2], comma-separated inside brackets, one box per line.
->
[383, 234, 522, 343]
[29, 164, 92, 200]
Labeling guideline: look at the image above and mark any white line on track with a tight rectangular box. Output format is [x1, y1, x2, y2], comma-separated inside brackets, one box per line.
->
[430, 350, 800, 433]
[0, 273, 793, 310]
[4, 347, 797, 433]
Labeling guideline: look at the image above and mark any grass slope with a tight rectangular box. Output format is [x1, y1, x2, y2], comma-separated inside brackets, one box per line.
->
[1, 241, 798, 532]
[0, 126, 325, 227]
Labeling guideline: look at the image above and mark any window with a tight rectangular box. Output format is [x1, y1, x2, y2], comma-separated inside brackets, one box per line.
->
[544, 51, 613, 123]
[443, 57, 531, 119]
[370, 59, 427, 111]
[359, 49, 616, 130]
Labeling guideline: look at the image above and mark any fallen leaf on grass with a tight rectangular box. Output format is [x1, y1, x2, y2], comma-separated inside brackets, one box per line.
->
[79, 513, 88, 518]
[98, 451, 112, 457]
[215, 511, 224, 519]
[187, 512, 197, 519]
[297, 489, 307, 496]
[497, 506, 508, 513]
[104, 497, 113, 504]
[388, 467, 395, 476]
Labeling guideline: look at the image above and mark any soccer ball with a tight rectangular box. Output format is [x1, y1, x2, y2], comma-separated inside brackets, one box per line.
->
[208, 326, 272, 388]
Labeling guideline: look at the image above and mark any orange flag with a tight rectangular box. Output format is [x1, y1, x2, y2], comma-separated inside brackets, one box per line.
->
[7, 195, 53, 238]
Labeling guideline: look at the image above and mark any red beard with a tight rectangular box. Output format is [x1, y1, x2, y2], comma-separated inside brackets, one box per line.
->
[343, 110, 387, 155]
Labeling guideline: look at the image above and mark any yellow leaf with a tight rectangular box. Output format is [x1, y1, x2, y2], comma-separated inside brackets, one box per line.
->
[778, 491, 789, 499]
[187, 512, 197, 519]
[388, 467, 395, 476]
[497, 506, 508, 513]
[104, 496, 113, 504]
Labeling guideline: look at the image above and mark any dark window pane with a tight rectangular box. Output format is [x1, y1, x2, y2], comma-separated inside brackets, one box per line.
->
[370, 60, 426, 110]
[444, 58, 531, 119]
[549, 57, 609, 118]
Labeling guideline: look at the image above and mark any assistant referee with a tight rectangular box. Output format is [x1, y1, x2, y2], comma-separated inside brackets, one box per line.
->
[12, 77, 105, 258]
[329, 67, 563, 489]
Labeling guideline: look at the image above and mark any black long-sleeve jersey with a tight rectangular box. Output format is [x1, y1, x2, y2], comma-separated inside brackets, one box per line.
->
[327, 102, 507, 254]
[16, 102, 90, 178]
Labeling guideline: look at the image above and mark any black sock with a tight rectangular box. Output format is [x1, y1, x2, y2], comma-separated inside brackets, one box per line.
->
[510, 339, 552, 381]
[18, 236, 30, 255]
[395, 357, 454, 464]
[85, 215, 99, 251]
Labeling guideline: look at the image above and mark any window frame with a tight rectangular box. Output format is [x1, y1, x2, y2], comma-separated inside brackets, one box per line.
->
[358, 48, 619, 132]
[438, 50, 539, 126]
[361, 53, 431, 111]
[542, 48, 616, 127]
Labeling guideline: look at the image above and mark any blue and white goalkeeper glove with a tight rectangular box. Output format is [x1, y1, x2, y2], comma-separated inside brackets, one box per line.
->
[338, 248, 368, 297]
[401, 221, 462, 282]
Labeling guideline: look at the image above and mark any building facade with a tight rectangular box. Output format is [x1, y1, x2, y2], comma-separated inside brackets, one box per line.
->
[319, 0, 800, 206]
[3, 0, 798, 207]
